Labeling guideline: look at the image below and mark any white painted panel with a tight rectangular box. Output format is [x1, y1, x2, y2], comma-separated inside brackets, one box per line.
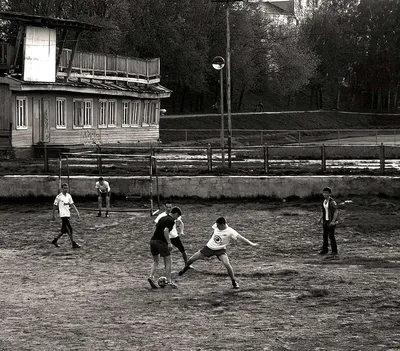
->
[23, 26, 56, 82]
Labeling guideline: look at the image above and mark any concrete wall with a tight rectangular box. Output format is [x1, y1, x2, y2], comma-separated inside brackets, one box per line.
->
[1, 175, 399, 199]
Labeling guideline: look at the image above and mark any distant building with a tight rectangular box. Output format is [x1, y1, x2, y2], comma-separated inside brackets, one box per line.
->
[0, 11, 171, 154]
[245, 0, 321, 24]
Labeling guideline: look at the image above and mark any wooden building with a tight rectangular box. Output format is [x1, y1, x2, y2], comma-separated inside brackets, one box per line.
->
[0, 12, 171, 153]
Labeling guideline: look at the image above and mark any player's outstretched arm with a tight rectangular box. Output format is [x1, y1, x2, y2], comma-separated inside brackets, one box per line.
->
[237, 234, 258, 247]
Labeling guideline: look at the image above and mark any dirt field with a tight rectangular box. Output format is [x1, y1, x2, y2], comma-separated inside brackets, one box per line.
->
[0, 197, 399, 351]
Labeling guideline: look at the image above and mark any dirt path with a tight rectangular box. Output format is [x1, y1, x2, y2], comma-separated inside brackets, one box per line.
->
[0, 198, 399, 350]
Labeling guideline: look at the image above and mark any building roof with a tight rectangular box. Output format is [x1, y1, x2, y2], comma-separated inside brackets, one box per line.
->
[0, 11, 108, 31]
[0, 76, 171, 99]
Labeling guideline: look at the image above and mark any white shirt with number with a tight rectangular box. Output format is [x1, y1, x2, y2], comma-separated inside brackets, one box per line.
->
[96, 180, 111, 193]
[206, 223, 239, 250]
[54, 193, 74, 218]
[154, 211, 184, 238]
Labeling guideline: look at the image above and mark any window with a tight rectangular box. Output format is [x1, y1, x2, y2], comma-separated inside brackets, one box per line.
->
[142, 101, 150, 125]
[83, 100, 92, 127]
[149, 101, 158, 125]
[73, 99, 92, 128]
[122, 101, 130, 127]
[16, 97, 27, 129]
[108, 100, 116, 126]
[99, 100, 107, 127]
[56, 98, 66, 128]
[131, 101, 141, 126]
[73, 100, 83, 128]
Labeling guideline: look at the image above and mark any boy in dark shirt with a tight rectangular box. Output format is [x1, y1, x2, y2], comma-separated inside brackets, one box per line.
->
[148, 207, 182, 289]
[317, 187, 339, 255]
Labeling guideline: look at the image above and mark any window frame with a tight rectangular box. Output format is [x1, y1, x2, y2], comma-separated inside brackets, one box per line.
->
[108, 99, 117, 127]
[122, 100, 130, 127]
[56, 98, 67, 129]
[131, 100, 141, 127]
[16, 96, 28, 130]
[83, 99, 93, 128]
[98, 99, 108, 128]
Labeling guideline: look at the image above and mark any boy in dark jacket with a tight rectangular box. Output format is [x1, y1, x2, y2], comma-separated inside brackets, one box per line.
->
[317, 187, 339, 255]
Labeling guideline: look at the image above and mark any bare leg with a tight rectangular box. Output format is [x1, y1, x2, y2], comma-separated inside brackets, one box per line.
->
[179, 250, 204, 276]
[219, 254, 236, 281]
[97, 196, 102, 215]
[150, 255, 159, 279]
[163, 255, 172, 283]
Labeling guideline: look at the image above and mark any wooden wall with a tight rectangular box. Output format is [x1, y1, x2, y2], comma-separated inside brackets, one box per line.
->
[9, 91, 161, 147]
[0, 84, 11, 130]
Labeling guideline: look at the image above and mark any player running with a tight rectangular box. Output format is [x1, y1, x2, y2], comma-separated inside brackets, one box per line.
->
[178, 217, 258, 289]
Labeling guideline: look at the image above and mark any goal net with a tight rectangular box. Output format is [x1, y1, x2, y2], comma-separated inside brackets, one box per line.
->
[57, 151, 160, 216]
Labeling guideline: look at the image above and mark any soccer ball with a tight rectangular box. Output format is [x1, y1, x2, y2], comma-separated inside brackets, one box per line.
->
[157, 276, 168, 288]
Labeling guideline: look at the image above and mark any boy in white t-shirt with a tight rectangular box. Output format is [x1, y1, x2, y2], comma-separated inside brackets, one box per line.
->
[95, 177, 111, 217]
[179, 217, 258, 289]
[52, 183, 81, 248]
[154, 200, 189, 265]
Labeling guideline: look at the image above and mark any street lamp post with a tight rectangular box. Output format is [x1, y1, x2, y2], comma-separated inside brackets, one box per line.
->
[212, 56, 225, 167]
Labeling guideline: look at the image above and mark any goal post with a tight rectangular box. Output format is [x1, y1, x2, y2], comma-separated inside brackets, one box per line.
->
[58, 151, 161, 216]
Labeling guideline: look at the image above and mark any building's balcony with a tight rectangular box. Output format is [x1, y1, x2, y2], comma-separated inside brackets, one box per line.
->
[57, 49, 160, 84]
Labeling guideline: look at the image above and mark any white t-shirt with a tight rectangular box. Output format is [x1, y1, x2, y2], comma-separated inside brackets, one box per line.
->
[323, 199, 329, 220]
[96, 180, 111, 193]
[54, 193, 74, 218]
[154, 211, 184, 239]
[206, 223, 239, 250]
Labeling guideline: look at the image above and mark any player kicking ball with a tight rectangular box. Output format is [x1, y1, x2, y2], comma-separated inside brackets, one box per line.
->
[178, 217, 258, 289]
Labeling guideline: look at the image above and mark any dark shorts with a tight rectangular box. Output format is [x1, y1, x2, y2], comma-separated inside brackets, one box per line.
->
[200, 246, 226, 258]
[61, 217, 72, 234]
[171, 236, 185, 253]
[150, 240, 170, 257]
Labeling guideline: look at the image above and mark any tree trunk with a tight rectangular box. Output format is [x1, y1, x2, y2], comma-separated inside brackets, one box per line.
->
[336, 83, 341, 110]
[318, 87, 323, 109]
[237, 84, 246, 111]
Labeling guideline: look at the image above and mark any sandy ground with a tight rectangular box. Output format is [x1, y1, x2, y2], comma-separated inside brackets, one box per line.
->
[0, 197, 399, 351]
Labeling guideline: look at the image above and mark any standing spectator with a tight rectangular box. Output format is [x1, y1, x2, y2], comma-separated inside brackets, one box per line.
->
[317, 187, 339, 256]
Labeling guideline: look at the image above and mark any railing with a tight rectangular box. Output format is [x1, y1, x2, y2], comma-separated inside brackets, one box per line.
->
[58, 49, 160, 81]
[14, 143, 400, 176]
[160, 128, 400, 146]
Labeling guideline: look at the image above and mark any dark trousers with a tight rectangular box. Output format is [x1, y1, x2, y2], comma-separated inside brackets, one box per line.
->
[322, 222, 337, 253]
[61, 217, 73, 234]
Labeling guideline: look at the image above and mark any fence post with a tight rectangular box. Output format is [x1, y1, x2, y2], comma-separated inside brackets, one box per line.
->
[97, 145, 102, 175]
[207, 144, 212, 172]
[263, 145, 269, 173]
[43, 143, 48, 173]
[380, 143, 385, 175]
[185, 130, 188, 143]
[321, 144, 326, 173]
[260, 131, 264, 145]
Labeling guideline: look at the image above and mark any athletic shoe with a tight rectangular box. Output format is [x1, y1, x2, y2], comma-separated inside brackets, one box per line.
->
[147, 277, 158, 289]
[166, 282, 178, 289]
[178, 270, 185, 276]
[319, 250, 328, 255]
[188, 265, 195, 270]
[51, 239, 60, 248]
[232, 281, 240, 289]
[329, 252, 338, 256]
[72, 242, 81, 249]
